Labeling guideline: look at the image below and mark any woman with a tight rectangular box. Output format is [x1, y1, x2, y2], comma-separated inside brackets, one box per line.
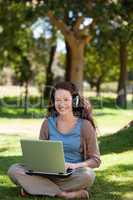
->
[8, 81, 101, 199]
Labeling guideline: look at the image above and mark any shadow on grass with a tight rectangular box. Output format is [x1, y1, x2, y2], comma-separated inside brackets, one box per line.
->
[99, 127, 133, 155]
[1, 155, 133, 200]
[0, 155, 58, 199]
[0, 186, 20, 199]
[0, 127, 133, 200]
[0, 96, 132, 119]
[0, 186, 53, 200]
[90, 97, 116, 109]
[94, 112, 117, 117]
[90, 96, 133, 110]
[108, 163, 133, 174]
[0, 107, 46, 119]
[0, 187, 55, 200]
[0, 147, 9, 153]
[0, 156, 22, 175]
[0, 96, 48, 119]
[91, 163, 133, 200]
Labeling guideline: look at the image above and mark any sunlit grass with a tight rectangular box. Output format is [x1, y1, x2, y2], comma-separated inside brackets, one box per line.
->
[0, 87, 133, 199]
[94, 108, 133, 135]
[0, 127, 133, 200]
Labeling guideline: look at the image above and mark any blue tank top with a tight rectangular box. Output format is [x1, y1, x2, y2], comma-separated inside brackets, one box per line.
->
[48, 116, 83, 163]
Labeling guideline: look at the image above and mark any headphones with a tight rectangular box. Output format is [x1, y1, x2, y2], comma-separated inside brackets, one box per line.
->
[72, 94, 80, 108]
[50, 90, 80, 108]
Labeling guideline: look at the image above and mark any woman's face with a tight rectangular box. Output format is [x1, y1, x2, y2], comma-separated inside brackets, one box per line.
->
[54, 89, 73, 116]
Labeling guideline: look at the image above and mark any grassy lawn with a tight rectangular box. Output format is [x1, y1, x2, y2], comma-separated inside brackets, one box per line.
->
[0, 108, 133, 136]
[0, 92, 133, 200]
[0, 95, 133, 136]
[0, 127, 133, 200]
[94, 108, 133, 135]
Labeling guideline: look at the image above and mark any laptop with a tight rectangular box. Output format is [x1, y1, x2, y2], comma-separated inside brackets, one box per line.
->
[20, 139, 73, 177]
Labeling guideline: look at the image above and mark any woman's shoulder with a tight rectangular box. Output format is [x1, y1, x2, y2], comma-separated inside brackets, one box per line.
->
[81, 119, 96, 137]
[39, 117, 49, 139]
[41, 117, 48, 127]
[82, 119, 94, 128]
[43, 116, 55, 122]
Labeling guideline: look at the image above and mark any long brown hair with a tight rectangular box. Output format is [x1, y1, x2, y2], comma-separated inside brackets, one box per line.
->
[47, 81, 96, 129]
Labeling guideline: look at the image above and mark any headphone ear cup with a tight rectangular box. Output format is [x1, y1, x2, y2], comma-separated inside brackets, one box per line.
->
[73, 95, 79, 108]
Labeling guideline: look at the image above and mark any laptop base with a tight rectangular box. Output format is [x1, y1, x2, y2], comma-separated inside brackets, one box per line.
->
[25, 168, 73, 178]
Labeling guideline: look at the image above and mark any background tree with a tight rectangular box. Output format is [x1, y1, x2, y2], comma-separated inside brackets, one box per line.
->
[0, 1, 35, 113]
[84, 40, 119, 96]
[24, 0, 98, 92]
[92, 1, 133, 107]
[0, 1, 34, 65]
[43, 26, 57, 97]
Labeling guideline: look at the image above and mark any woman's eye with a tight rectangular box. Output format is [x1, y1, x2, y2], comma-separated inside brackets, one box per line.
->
[55, 99, 60, 102]
[64, 99, 69, 101]
[55, 98, 69, 102]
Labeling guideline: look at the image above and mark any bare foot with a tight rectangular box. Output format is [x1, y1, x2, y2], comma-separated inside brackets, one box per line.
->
[20, 188, 28, 197]
[57, 189, 89, 199]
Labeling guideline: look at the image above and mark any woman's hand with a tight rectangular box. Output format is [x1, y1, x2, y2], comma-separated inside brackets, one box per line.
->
[65, 162, 78, 170]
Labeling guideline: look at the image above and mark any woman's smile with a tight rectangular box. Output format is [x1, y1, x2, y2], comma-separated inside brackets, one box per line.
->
[55, 89, 73, 115]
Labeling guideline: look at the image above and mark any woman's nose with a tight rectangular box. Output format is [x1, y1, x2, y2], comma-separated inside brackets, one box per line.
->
[60, 101, 65, 106]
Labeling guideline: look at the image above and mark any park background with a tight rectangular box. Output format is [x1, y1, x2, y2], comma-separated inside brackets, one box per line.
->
[0, 1, 133, 200]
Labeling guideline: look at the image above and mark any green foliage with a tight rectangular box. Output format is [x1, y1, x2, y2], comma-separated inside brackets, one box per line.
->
[100, 127, 133, 155]
[128, 41, 133, 71]
[93, 1, 133, 43]
[0, 1, 35, 86]
[0, 1, 34, 66]
[0, 0, 133, 93]
[36, 0, 90, 18]
[84, 42, 119, 90]
[0, 95, 48, 118]
[0, 1, 52, 88]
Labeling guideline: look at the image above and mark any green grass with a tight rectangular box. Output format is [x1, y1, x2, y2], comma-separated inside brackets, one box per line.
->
[0, 93, 133, 199]
[0, 96, 48, 118]
[0, 127, 133, 200]
[94, 108, 133, 135]
[0, 95, 133, 136]
[0, 95, 132, 118]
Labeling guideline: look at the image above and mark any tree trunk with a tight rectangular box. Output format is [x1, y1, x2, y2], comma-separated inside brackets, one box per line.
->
[47, 11, 92, 94]
[96, 79, 101, 97]
[44, 44, 56, 97]
[39, 87, 44, 109]
[65, 40, 72, 81]
[24, 81, 28, 115]
[70, 42, 84, 93]
[116, 40, 127, 108]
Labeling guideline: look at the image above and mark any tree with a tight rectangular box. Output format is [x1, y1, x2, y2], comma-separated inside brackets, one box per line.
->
[31, 17, 59, 98]
[43, 26, 57, 97]
[14, 55, 33, 114]
[23, 0, 97, 93]
[84, 41, 119, 96]
[0, 1, 34, 67]
[46, 10, 92, 93]
[91, 1, 133, 107]
[0, 1, 35, 113]
[109, 1, 133, 108]
[30, 36, 49, 107]
[11, 39, 34, 114]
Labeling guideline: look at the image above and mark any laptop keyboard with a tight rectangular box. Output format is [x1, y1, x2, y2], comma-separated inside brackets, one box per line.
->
[67, 168, 73, 173]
